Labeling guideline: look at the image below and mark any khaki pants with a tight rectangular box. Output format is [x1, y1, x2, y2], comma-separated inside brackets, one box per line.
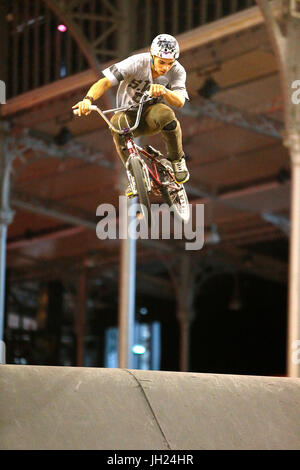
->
[110, 103, 184, 166]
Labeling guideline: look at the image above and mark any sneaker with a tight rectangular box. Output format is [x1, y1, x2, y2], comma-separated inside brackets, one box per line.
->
[125, 184, 134, 198]
[171, 157, 190, 184]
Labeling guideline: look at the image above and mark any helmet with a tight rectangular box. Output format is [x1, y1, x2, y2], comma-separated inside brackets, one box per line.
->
[150, 34, 179, 59]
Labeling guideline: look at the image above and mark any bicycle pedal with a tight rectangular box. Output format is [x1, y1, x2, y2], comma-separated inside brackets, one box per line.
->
[159, 158, 173, 170]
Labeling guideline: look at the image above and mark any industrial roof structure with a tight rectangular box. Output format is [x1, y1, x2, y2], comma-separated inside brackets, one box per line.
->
[1, 0, 298, 374]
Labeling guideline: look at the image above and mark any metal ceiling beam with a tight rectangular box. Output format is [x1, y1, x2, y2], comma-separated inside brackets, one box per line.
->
[9, 126, 288, 234]
[42, 0, 120, 73]
[181, 98, 283, 139]
[10, 165, 289, 243]
[212, 244, 287, 283]
[187, 175, 290, 237]
[9, 183, 285, 269]
[11, 190, 96, 230]
[8, 128, 114, 174]
[6, 250, 174, 300]
[6, 227, 287, 285]
[7, 120, 289, 249]
[42, 0, 118, 119]
[262, 211, 290, 235]
[7, 226, 86, 250]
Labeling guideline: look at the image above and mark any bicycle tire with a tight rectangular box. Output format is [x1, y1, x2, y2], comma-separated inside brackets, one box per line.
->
[130, 157, 152, 228]
[162, 184, 190, 223]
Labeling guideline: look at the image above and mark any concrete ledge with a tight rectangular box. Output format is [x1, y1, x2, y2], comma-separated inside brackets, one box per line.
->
[0, 365, 299, 450]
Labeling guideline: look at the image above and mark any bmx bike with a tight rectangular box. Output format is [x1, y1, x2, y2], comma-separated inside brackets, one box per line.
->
[73, 91, 190, 228]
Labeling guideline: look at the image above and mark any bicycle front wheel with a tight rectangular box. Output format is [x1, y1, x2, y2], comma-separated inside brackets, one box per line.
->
[130, 157, 152, 228]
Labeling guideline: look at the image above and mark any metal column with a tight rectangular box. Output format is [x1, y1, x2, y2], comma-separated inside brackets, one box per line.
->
[288, 135, 300, 377]
[118, 195, 137, 369]
[76, 265, 87, 367]
[117, 0, 139, 369]
[0, 123, 14, 363]
[176, 255, 196, 372]
[256, 0, 300, 377]
[285, 13, 300, 378]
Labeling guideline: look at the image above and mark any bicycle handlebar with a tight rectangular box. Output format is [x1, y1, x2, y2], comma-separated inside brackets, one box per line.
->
[73, 91, 153, 134]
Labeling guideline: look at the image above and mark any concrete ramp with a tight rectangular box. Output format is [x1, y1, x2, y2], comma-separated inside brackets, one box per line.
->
[0, 365, 300, 450]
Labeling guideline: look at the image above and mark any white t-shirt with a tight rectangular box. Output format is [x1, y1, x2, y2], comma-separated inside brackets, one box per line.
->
[102, 52, 189, 108]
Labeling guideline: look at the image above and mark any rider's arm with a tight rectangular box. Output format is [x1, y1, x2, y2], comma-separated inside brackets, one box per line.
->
[86, 76, 113, 101]
[72, 77, 112, 115]
[163, 89, 185, 108]
[149, 84, 185, 109]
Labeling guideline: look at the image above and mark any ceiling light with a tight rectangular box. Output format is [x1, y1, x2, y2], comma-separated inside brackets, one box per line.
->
[57, 24, 67, 32]
[132, 345, 146, 355]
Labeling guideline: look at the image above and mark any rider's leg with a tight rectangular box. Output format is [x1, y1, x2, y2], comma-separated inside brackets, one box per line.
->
[110, 105, 183, 163]
[149, 105, 184, 160]
[110, 111, 135, 166]
[142, 104, 189, 184]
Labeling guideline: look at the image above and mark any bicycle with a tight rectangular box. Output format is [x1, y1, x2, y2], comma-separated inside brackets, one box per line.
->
[73, 91, 190, 228]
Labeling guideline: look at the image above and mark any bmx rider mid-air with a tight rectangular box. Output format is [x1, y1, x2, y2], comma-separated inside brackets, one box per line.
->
[73, 34, 190, 197]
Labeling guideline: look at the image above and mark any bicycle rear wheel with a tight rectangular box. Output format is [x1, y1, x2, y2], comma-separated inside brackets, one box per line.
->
[130, 157, 152, 228]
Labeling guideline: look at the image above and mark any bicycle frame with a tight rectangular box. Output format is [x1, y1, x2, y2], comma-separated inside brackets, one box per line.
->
[136, 145, 172, 187]
[125, 131, 178, 190]
[73, 91, 179, 193]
